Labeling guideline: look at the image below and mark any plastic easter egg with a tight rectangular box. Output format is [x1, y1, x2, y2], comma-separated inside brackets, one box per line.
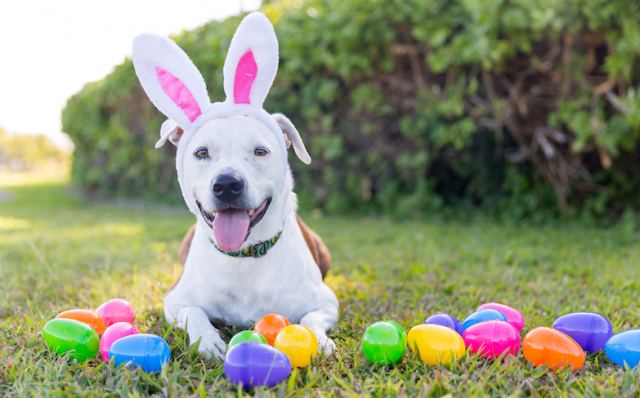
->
[100, 322, 140, 362]
[109, 334, 170, 373]
[56, 309, 107, 335]
[461, 309, 507, 331]
[462, 320, 520, 359]
[224, 342, 292, 388]
[552, 312, 612, 352]
[478, 302, 525, 331]
[408, 324, 465, 365]
[42, 318, 99, 362]
[95, 298, 135, 326]
[228, 330, 268, 350]
[385, 320, 406, 337]
[605, 329, 640, 368]
[254, 313, 290, 346]
[361, 320, 407, 365]
[522, 327, 585, 371]
[274, 325, 318, 368]
[425, 313, 462, 334]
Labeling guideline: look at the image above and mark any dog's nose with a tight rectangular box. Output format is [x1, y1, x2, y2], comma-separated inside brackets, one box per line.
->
[213, 173, 245, 202]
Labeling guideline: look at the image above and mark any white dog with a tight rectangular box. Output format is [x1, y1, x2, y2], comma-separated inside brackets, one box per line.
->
[131, 12, 338, 360]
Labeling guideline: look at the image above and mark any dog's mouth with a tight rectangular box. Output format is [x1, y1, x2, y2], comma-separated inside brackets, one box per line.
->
[196, 198, 271, 252]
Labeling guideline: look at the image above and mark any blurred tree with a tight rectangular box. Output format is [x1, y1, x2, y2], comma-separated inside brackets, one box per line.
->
[62, 0, 640, 219]
[0, 128, 69, 172]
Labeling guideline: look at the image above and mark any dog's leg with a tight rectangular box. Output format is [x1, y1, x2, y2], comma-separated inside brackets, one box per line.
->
[300, 309, 338, 354]
[299, 285, 339, 355]
[167, 304, 226, 360]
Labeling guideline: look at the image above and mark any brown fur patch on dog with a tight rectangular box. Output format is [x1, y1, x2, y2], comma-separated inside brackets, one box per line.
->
[179, 225, 196, 265]
[177, 216, 331, 279]
[295, 215, 331, 278]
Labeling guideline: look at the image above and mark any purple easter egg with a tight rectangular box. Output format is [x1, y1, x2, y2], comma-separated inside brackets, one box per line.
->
[425, 313, 462, 334]
[224, 342, 291, 388]
[553, 312, 613, 352]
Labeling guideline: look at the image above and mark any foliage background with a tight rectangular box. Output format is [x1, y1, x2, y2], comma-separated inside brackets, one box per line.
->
[62, 0, 640, 219]
[0, 128, 69, 172]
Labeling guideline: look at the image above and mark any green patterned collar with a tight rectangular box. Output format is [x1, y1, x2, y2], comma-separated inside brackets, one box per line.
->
[210, 230, 282, 258]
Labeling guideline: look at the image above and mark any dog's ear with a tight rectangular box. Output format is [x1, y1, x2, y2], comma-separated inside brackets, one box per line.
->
[272, 113, 311, 165]
[223, 12, 278, 107]
[132, 34, 210, 138]
[155, 119, 184, 148]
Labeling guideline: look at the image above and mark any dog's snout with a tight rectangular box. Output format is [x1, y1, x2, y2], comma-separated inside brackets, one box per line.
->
[213, 173, 245, 202]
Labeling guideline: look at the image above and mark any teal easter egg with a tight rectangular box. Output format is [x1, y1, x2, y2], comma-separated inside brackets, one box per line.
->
[605, 329, 640, 368]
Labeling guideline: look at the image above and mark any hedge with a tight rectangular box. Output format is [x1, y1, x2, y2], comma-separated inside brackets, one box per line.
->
[62, 0, 640, 219]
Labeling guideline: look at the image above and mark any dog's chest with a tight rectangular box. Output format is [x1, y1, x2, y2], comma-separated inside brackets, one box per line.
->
[183, 235, 322, 327]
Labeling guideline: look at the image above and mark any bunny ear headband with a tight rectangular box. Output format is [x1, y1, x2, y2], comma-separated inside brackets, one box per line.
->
[132, 12, 310, 214]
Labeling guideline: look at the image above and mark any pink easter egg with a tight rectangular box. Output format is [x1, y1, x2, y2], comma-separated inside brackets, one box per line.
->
[96, 298, 135, 326]
[478, 302, 524, 331]
[100, 322, 140, 362]
[463, 320, 520, 359]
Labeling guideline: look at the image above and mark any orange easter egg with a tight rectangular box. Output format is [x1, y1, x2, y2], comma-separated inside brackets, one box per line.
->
[254, 313, 290, 346]
[522, 327, 585, 371]
[56, 309, 106, 335]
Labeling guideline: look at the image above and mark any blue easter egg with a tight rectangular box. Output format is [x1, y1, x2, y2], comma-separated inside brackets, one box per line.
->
[605, 329, 640, 368]
[461, 309, 506, 331]
[109, 334, 171, 373]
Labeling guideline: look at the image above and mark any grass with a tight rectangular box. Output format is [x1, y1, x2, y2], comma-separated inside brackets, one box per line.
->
[1, 171, 640, 397]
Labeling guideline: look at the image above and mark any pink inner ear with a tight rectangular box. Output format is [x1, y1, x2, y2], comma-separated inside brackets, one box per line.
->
[156, 67, 201, 122]
[233, 50, 257, 104]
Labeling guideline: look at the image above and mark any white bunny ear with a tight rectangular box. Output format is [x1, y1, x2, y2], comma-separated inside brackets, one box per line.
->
[132, 34, 210, 129]
[272, 113, 311, 164]
[223, 12, 278, 108]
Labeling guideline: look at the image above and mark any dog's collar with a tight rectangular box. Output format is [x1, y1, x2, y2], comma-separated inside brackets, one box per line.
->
[210, 230, 282, 258]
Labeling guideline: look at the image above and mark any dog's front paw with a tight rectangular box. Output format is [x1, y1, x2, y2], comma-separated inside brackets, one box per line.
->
[317, 334, 337, 355]
[191, 330, 227, 361]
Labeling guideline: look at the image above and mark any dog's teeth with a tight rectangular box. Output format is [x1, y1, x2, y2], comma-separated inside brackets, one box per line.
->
[248, 210, 254, 217]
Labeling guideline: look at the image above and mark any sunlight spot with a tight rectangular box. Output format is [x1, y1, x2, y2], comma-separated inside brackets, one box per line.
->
[0, 216, 31, 231]
[325, 273, 363, 293]
[59, 222, 146, 240]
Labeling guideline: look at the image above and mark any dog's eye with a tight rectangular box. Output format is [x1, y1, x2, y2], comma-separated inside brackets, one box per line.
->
[254, 147, 270, 157]
[194, 147, 209, 159]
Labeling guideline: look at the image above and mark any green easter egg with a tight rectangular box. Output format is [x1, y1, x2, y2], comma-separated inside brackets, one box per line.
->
[362, 320, 407, 365]
[42, 318, 99, 362]
[228, 330, 268, 350]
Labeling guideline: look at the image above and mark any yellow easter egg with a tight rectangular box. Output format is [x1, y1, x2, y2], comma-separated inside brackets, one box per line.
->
[274, 325, 318, 368]
[408, 324, 466, 365]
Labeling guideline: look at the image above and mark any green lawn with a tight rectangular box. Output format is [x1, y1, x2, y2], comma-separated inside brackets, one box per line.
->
[1, 173, 639, 396]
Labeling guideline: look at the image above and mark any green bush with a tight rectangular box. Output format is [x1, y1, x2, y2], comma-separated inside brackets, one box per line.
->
[62, 0, 640, 218]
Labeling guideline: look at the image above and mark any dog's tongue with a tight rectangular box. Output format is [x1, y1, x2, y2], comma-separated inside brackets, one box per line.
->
[213, 209, 250, 252]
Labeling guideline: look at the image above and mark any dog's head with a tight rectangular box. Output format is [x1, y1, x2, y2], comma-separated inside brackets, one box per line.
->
[132, 13, 310, 251]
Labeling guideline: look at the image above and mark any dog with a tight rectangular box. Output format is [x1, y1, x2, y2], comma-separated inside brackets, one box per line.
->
[131, 12, 339, 360]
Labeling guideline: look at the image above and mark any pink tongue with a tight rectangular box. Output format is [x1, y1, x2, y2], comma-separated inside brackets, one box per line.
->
[213, 209, 251, 251]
